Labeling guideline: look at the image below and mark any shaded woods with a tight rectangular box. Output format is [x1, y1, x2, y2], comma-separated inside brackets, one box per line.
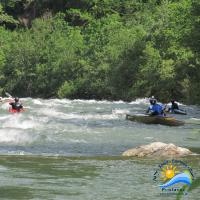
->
[0, 0, 200, 103]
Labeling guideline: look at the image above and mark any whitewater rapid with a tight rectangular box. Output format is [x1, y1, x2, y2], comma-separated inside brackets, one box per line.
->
[0, 98, 199, 156]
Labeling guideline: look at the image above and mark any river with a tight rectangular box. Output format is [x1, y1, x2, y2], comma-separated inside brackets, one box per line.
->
[0, 98, 199, 199]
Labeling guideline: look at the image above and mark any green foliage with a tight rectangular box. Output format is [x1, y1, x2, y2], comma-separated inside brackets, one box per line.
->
[1, 15, 84, 97]
[57, 81, 75, 98]
[66, 8, 92, 26]
[0, 0, 199, 103]
[0, 3, 18, 25]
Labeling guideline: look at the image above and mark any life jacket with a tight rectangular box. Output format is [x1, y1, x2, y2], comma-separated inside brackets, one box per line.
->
[10, 102, 23, 110]
[151, 104, 163, 114]
[171, 102, 179, 110]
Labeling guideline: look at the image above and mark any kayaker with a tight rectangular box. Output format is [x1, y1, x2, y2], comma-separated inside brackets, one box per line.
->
[9, 97, 23, 111]
[146, 98, 164, 116]
[146, 96, 155, 112]
[169, 100, 179, 112]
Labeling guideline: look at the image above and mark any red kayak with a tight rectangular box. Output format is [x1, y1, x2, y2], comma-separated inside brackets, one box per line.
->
[9, 108, 25, 113]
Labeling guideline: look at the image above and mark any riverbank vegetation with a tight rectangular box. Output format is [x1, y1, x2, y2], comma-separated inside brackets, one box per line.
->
[0, 0, 199, 103]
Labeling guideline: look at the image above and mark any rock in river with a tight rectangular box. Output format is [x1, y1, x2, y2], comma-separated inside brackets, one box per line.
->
[122, 142, 193, 157]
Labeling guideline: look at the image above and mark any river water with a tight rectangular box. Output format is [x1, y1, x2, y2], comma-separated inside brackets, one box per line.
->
[0, 98, 199, 199]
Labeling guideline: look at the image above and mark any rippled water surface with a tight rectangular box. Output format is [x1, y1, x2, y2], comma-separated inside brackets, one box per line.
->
[0, 98, 199, 199]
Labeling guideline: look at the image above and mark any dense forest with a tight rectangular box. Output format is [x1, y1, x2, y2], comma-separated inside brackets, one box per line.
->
[0, 0, 199, 103]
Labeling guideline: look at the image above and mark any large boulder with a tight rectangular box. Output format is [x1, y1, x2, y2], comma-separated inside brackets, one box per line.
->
[122, 142, 193, 157]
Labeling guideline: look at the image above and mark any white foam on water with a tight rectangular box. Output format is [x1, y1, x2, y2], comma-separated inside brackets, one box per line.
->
[96, 107, 102, 110]
[38, 108, 119, 120]
[0, 129, 34, 144]
[63, 113, 119, 120]
[72, 99, 100, 104]
[2, 115, 39, 129]
[32, 99, 55, 107]
[177, 102, 185, 106]
[112, 109, 130, 115]
[144, 137, 154, 140]
[36, 116, 50, 123]
[42, 99, 72, 108]
[33, 99, 43, 105]
[190, 118, 200, 121]
[2, 97, 187, 109]
[70, 99, 126, 104]
[4, 151, 28, 155]
[31, 98, 125, 105]
[20, 97, 32, 101]
[128, 98, 186, 106]
[19, 151, 25, 155]
[69, 139, 88, 143]
[0, 115, 10, 120]
[110, 100, 125, 104]
[1, 102, 10, 110]
[38, 108, 66, 118]
[52, 99, 72, 104]
[129, 98, 149, 105]
[82, 114, 119, 120]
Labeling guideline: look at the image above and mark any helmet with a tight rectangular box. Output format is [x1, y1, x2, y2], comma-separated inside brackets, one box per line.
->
[149, 97, 156, 105]
[15, 97, 19, 102]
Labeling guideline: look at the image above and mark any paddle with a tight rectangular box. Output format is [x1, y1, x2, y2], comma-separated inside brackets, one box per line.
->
[5, 92, 13, 98]
[4, 92, 14, 103]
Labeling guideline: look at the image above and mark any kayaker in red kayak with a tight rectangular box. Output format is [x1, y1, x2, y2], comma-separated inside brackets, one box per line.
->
[9, 97, 23, 112]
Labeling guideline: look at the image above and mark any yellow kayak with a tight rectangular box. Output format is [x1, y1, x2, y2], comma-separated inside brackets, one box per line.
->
[126, 114, 184, 126]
